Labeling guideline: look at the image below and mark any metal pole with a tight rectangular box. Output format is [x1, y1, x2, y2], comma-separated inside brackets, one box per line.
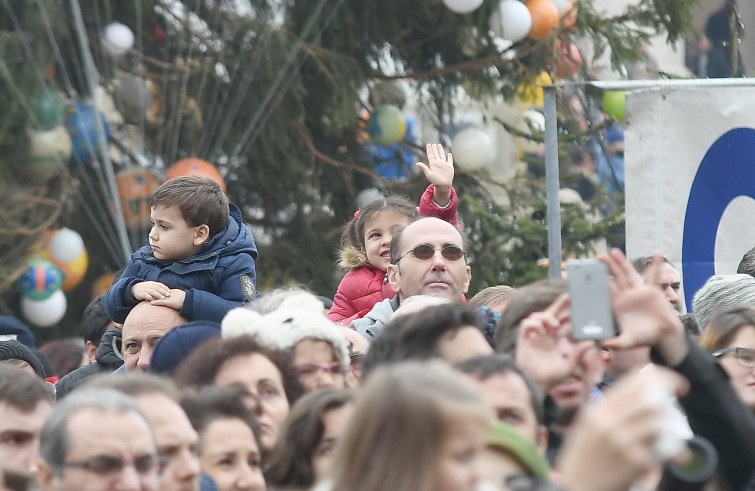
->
[544, 84, 562, 279]
[70, 0, 132, 263]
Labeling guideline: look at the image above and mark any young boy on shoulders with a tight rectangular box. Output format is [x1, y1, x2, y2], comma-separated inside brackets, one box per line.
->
[104, 175, 258, 324]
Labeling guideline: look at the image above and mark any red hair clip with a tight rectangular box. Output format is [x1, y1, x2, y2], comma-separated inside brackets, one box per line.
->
[354, 210, 361, 218]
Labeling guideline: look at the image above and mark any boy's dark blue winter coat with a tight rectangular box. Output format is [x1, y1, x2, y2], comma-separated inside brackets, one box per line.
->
[104, 204, 257, 324]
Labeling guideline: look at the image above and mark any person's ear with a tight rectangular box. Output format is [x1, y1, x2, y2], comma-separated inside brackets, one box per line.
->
[193, 224, 210, 246]
[537, 425, 549, 454]
[85, 340, 97, 363]
[387, 263, 401, 293]
[36, 461, 55, 491]
[462, 265, 471, 294]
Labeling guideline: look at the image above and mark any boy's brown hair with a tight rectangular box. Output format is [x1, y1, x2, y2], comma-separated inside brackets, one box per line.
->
[151, 175, 229, 238]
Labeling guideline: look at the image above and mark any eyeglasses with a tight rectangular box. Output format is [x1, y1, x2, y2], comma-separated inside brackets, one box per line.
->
[394, 244, 465, 264]
[292, 361, 344, 378]
[712, 347, 755, 367]
[349, 352, 366, 378]
[63, 453, 164, 477]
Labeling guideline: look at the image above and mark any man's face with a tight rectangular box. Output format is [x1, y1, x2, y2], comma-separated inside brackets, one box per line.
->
[387, 218, 471, 301]
[133, 394, 201, 491]
[0, 400, 51, 471]
[437, 327, 493, 364]
[547, 334, 603, 423]
[122, 303, 185, 371]
[38, 408, 159, 491]
[470, 372, 541, 445]
[643, 263, 681, 312]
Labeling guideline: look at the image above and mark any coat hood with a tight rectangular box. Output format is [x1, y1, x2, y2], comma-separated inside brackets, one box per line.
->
[200, 203, 257, 259]
[339, 245, 368, 270]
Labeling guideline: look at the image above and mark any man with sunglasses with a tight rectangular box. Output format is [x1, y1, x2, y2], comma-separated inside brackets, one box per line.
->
[37, 388, 160, 491]
[351, 217, 471, 339]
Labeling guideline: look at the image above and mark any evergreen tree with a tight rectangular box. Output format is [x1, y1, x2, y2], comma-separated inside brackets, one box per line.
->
[0, 0, 699, 336]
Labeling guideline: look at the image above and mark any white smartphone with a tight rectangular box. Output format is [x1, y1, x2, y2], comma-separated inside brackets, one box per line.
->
[566, 259, 617, 341]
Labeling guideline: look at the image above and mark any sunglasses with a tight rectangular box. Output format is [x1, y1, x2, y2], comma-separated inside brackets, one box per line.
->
[394, 244, 465, 264]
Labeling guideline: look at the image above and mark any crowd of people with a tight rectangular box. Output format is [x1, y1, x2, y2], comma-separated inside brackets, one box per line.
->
[1, 143, 755, 491]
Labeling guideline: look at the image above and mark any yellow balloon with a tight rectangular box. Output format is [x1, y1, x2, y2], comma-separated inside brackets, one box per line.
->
[516, 71, 553, 107]
[56, 249, 89, 292]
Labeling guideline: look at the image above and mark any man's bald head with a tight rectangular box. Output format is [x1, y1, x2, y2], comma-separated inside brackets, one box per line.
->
[122, 302, 186, 372]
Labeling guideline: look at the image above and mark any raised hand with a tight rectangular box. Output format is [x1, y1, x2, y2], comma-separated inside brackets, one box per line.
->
[515, 293, 594, 391]
[599, 248, 688, 365]
[416, 143, 454, 206]
[132, 281, 171, 302]
[557, 366, 689, 491]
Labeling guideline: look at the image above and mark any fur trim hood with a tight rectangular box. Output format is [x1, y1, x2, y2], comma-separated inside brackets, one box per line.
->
[339, 245, 368, 270]
[221, 307, 350, 371]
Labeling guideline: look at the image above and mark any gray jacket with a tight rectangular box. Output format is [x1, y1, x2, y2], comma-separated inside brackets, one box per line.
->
[349, 296, 400, 340]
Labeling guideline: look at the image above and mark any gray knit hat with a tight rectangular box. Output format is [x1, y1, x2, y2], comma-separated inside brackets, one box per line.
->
[0, 340, 46, 378]
[692, 274, 755, 330]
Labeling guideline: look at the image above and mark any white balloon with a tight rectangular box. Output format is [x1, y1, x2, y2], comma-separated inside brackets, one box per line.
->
[451, 127, 494, 171]
[49, 228, 85, 264]
[443, 0, 484, 14]
[102, 22, 134, 57]
[26, 125, 72, 162]
[21, 290, 67, 328]
[116, 73, 153, 112]
[549, 0, 571, 14]
[491, 0, 533, 42]
[523, 109, 546, 133]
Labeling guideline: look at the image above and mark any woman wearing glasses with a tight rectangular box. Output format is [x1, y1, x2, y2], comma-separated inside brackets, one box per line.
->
[221, 306, 353, 392]
[700, 305, 755, 411]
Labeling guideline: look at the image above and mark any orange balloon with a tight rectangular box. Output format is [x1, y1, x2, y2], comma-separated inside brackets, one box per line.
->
[91, 271, 117, 300]
[116, 168, 163, 230]
[165, 158, 226, 192]
[56, 249, 88, 292]
[527, 0, 559, 40]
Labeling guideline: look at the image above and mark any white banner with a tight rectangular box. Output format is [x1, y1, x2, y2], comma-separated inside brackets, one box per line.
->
[625, 85, 755, 311]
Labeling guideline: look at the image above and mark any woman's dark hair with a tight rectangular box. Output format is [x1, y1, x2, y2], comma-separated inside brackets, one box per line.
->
[181, 386, 262, 455]
[174, 335, 304, 405]
[265, 388, 354, 488]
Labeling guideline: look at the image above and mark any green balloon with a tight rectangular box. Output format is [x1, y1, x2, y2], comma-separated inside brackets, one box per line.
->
[368, 105, 407, 146]
[29, 89, 67, 130]
[602, 91, 626, 123]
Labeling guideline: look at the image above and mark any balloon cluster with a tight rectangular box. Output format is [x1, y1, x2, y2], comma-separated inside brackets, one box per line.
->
[18, 228, 89, 328]
[489, 0, 578, 43]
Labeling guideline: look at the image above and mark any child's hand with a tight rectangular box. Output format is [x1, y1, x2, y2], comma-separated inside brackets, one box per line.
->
[417, 143, 454, 208]
[417, 143, 454, 188]
[132, 281, 171, 302]
[149, 288, 186, 311]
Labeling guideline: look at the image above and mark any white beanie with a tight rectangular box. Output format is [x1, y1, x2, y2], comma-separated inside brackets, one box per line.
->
[221, 307, 350, 371]
[692, 274, 755, 330]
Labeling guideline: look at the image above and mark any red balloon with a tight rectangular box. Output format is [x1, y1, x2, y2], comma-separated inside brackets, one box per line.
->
[165, 158, 226, 192]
